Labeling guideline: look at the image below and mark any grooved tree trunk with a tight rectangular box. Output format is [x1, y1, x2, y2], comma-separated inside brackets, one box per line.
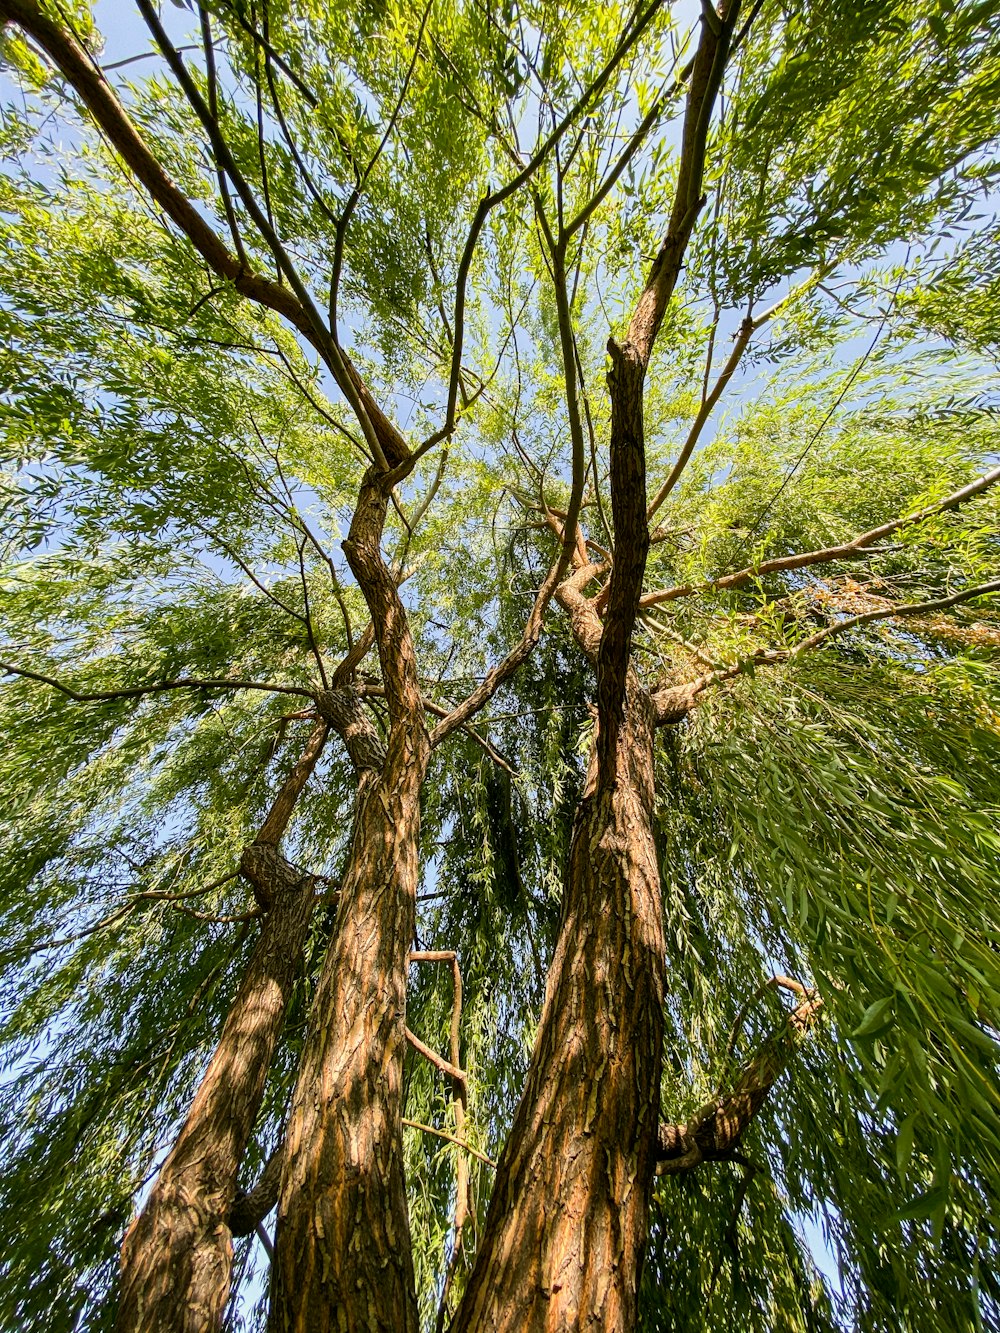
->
[116, 859, 321, 1333]
[267, 723, 428, 1332]
[269, 467, 430, 1332]
[454, 685, 665, 1332]
[116, 724, 330, 1333]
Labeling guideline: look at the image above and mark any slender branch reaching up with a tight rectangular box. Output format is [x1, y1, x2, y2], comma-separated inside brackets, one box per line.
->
[329, 0, 433, 335]
[409, 946, 474, 1333]
[199, 5, 247, 266]
[562, 43, 691, 242]
[216, 0, 318, 107]
[657, 984, 822, 1173]
[427, 0, 669, 451]
[646, 267, 832, 522]
[256, 719, 329, 845]
[135, 0, 319, 331]
[641, 465, 1000, 609]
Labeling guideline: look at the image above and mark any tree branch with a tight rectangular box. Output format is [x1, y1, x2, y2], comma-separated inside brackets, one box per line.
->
[657, 985, 822, 1173]
[597, 0, 746, 776]
[652, 577, 1000, 723]
[402, 1118, 496, 1168]
[645, 268, 832, 522]
[256, 719, 329, 845]
[427, 0, 669, 451]
[0, 662, 313, 702]
[641, 465, 1000, 609]
[1, 0, 402, 471]
[405, 1026, 468, 1087]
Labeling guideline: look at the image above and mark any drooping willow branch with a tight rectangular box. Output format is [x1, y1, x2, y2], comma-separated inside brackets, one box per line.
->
[409, 947, 475, 1332]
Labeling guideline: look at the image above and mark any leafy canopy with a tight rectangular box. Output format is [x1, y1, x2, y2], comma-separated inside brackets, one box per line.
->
[1, 0, 999, 1329]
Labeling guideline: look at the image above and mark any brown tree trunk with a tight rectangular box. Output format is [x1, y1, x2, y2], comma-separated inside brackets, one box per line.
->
[267, 729, 427, 1332]
[268, 468, 429, 1333]
[453, 683, 665, 1332]
[117, 726, 331, 1333]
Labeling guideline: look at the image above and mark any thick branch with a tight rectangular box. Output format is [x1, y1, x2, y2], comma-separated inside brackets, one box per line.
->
[255, 719, 328, 845]
[229, 1146, 283, 1237]
[657, 987, 822, 1173]
[0, 0, 309, 338]
[342, 470, 425, 726]
[597, 1, 744, 777]
[1, 0, 405, 471]
[625, 0, 741, 368]
[314, 685, 387, 773]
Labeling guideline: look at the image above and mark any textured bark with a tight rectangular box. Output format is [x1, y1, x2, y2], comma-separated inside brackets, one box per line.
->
[229, 1145, 284, 1238]
[267, 732, 427, 1333]
[269, 469, 429, 1333]
[453, 686, 664, 1333]
[116, 730, 329, 1333]
[596, 342, 650, 777]
[116, 693, 384, 1333]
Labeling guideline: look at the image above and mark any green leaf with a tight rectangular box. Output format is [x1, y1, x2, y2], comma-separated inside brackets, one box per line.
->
[889, 1182, 950, 1224]
[851, 995, 895, 1039]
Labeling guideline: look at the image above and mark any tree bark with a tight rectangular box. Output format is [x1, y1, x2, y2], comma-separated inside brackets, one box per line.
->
[453, 682, 664, 1332]
[117, 726, 331, 1333]
[268, 468, 429, 1333]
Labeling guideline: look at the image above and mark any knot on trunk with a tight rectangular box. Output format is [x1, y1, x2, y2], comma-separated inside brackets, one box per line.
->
[239, 843, 309, 911]
[315, 686, 386, 773]
[651, 683, 696, 726]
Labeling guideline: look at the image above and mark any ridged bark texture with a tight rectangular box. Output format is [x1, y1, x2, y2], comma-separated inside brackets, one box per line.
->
[269, 466, 429, 1332]
[267, 728, 427, 1332]
[116, 854, 321, 1333]
[453, 686, 664, 1332]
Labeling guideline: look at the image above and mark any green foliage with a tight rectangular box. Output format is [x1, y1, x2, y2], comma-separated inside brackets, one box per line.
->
[1, 1, 999, 1330]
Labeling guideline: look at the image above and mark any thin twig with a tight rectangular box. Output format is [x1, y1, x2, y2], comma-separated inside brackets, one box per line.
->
[0, 662, 313, 701]
[401, 1118, 495, 1168]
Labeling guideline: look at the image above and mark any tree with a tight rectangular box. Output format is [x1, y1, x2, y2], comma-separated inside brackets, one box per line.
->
[1, 0, 999, 1329]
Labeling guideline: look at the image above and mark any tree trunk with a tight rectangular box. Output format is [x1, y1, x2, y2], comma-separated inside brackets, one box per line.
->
[116, 723, 330, 1333]
[268, 467, 430, 1332]
[267, 724, 428, 1332]
[453, 683, 665, 1332]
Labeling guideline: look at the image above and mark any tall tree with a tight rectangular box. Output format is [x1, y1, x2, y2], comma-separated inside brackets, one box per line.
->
[1, 2, 999, 1331]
